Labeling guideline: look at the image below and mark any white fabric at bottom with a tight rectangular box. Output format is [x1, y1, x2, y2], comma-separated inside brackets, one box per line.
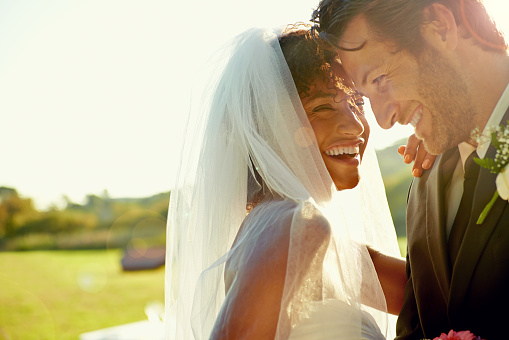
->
[288, 300, 385, 340]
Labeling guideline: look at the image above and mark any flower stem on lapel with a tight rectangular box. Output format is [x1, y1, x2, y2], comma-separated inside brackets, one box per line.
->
[476, 191, 499, 224]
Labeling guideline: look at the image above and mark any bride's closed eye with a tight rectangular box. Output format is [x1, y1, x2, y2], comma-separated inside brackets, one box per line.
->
[307, 105, 337, 119]
[312, 104, 335, 113]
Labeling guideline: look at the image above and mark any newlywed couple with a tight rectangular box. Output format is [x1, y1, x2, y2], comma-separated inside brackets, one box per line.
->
[166, 0, 509, 339]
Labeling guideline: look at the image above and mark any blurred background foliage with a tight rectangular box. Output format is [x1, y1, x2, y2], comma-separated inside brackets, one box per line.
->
[0, 188, 169, 252]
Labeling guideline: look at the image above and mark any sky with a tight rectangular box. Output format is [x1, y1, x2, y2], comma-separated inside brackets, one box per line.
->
[1, 0, 508, 210]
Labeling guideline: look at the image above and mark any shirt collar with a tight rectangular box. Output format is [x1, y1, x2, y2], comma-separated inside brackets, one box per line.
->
[458, 142, 476, 171]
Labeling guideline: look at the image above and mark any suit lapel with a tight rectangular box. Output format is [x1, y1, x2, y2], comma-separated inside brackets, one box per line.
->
[449, 108, 509, 309]
[426, 147, 459, 300]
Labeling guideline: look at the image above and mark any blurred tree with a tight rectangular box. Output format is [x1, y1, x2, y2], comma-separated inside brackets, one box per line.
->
[0, 187, 39, 238]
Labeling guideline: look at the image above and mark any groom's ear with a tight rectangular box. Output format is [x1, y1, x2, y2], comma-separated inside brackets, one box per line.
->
[420, 3, 459, 51]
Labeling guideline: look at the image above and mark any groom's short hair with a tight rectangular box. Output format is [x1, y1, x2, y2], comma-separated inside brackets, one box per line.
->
[313, 0, 507, 55]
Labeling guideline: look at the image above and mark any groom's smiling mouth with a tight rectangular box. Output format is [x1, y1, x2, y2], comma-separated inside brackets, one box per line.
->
[408, 105, 423, 128]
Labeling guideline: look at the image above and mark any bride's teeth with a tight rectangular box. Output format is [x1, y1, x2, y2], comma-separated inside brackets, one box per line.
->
[325, 145, 360, 156]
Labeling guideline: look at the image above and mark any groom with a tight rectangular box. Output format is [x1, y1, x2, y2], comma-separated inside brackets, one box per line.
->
[313, 0, 509, 339]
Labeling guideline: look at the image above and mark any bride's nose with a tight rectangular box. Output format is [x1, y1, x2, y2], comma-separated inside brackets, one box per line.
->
[336, 109, 364, 136]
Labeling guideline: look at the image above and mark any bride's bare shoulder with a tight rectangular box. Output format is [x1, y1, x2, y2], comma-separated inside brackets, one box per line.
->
[235, 199, 331, 267]
[291, 199, 332, 242]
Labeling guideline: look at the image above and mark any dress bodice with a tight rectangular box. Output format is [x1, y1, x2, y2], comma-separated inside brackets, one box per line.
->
[288, 299, 386, 340]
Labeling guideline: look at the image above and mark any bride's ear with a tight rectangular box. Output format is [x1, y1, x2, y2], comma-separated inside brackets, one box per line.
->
[420, 3, 459, 51]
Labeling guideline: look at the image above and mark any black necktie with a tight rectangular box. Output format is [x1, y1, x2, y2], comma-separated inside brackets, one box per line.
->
[448, 151, 480, 266]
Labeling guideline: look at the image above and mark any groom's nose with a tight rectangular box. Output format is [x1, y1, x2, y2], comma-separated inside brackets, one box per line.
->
[368, 94, 398, 129]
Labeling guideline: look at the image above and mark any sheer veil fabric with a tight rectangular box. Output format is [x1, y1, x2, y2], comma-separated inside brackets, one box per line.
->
[165, 27, 400, 339]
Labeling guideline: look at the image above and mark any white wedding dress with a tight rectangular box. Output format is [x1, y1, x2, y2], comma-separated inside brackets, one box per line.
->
[165, 27, 400, 340]
[288, 300, 385, 340]
[223, 198, 392, 340]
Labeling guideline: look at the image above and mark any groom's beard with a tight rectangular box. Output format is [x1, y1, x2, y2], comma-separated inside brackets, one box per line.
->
[417, 46, 476, 155]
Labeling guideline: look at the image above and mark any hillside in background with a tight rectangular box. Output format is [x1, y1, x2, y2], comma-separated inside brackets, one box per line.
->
[376, 139, 414, 237]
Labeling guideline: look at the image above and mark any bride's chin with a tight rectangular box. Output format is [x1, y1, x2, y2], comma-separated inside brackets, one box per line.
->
[333, 174, 360, 191]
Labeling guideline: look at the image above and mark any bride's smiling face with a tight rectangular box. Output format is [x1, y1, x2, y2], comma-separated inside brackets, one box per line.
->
[300, 68, 369, 191]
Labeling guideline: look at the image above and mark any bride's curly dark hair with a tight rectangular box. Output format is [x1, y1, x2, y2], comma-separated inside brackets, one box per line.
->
[279, 24, 346, 97]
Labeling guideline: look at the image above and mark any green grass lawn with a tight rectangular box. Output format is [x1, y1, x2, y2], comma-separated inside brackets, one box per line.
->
[398, 237, 407, 258]
[0, 250, 164, 340]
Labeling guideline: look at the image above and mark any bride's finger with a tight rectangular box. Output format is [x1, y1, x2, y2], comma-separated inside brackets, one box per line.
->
[398, 135, 437, 177]
[421, 153, 436, 170]
[401, 134, 421, 164]
[397, 145, 406, 156]
[411, 143, 427, 177]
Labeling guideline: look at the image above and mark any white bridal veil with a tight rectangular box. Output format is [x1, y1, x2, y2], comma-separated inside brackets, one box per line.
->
[165, 27, 400, 339]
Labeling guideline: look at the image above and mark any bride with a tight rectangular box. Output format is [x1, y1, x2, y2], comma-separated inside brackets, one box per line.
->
[165, 25, 424, 339]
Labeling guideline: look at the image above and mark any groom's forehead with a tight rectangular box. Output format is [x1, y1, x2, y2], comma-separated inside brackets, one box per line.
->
[337, 14, 371, 50]
[338, 14, 400, 51]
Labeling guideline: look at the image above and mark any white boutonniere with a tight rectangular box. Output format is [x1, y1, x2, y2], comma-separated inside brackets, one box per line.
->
[472, 122, 509, 224]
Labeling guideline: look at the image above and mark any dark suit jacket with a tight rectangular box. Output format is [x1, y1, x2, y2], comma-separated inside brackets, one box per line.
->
[395, 109, 509, 340]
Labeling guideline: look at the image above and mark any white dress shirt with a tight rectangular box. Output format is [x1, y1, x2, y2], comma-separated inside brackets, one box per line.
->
[445, 81, 509, 237]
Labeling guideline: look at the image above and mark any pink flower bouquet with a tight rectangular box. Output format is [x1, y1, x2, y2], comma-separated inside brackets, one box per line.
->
[432, 330, 484, 340]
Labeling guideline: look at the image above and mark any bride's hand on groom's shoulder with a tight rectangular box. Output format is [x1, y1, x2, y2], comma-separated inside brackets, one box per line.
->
[398, 134, 437, 177]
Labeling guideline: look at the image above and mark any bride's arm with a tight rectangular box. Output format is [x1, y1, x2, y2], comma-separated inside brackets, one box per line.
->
[209, 207, 331, 340]
[210, 232, 288, 340]
[366, 246, 406, 315]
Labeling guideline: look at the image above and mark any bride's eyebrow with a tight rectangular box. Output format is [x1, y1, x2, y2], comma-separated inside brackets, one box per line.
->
[307, 91, 336, 101]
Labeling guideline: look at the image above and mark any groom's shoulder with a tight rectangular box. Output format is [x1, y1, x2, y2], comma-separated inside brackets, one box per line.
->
[410, 147, 456, 189]
[408, 147, 460, 208]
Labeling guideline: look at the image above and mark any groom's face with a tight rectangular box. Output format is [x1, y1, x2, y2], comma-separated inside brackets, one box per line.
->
[336, 14, 476, 155]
